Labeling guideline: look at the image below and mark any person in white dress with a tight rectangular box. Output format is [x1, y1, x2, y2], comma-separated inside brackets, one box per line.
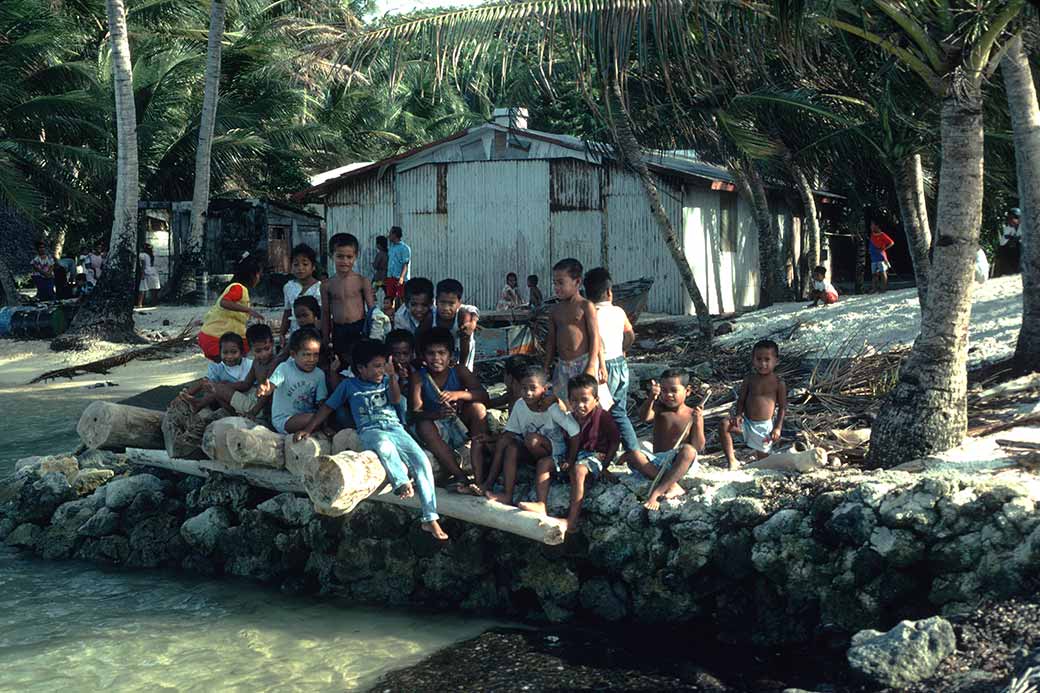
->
[137, 243, 161, 307]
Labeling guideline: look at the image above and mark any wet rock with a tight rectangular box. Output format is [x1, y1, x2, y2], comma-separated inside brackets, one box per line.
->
[78, 507, 120, 537]
[37, 498, 97, 559]
[123, 490, 166, 527]
[221, 509, 287, 582]
[75, 535, 129, 563]
[127, 513, 186, 568]
[0, 517, 14, 540]
[71, 468, 114, 496]
[187, 473, 257, 515]
[10, 472, 76, 524]
[515, 554, 579, 621]
[105, 474, 165, 510]
[868, 526, 924, 568]
[16, 454, 78, 480]
[579, 577, 628, 621]
[721, 497, 768, 527]
[5, 522, 42, 549]
[826, 502, 876, 545]
[847, 616, 955, 688]
[181, 507, 233, 555]
[257, 493, 314, 527]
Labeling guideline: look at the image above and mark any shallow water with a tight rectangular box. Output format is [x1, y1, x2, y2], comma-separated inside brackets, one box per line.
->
[0, 391, 497, 691]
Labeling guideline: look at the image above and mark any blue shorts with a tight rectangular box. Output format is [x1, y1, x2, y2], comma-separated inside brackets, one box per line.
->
[649, 448, 680, 471]
[551, 450, 604, 477]
[871, 260, 889, 274]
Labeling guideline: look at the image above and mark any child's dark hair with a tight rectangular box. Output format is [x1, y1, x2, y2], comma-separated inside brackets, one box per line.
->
[506, 272, 517, 281]
[659, 368, 690, 386]
[290, 326, 322, 352]
[583, 267, 611, 302]
[219, 331, 245, 351]
[567, 373, 599, 396]
[404, 277, 434, 301]
[753, 339, 780, 358]
[812, 265, 827, 276]
[505, 355, 534, 380]
[231, 255, 262, 286]
[527, 274, 538, 285]
[517, 363, 548, 383]
[291, 243, 317, 265]
[246, 323, 274, 344]
[352, 339, 388, 369]
[329, 233, 359, 252]
[375, 235, 388, 251]
[293, 294, 321, 319]
[552, 258, 583, 280]
[386, 329, 415, 349]
[389, 225, 403, 239]
[419, 326, 455, 354]
[436, 278, 464, 300]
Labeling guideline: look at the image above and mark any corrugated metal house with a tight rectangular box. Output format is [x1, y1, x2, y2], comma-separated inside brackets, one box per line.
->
[300, 116, 836, 314]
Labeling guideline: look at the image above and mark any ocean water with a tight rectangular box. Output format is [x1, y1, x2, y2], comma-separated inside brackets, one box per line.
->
[0, 392, 496, 692]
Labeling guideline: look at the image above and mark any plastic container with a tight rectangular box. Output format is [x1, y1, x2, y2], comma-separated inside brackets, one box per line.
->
[0, 305, 68, 338]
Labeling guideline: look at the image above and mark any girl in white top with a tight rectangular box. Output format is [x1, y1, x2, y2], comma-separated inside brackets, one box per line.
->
[280, 244, 323, 345]
[137, 243, 160, 307]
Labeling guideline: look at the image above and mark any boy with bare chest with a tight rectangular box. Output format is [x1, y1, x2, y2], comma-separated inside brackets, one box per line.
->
[721, 339, 787, 469]
[322, 233, 374, 368]
[543, 258, 601, 398]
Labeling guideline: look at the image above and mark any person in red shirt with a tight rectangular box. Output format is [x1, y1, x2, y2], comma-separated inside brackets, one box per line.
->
[869, 221, 896, 293]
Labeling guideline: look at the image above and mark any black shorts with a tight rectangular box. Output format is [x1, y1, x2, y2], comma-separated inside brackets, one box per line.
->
[332, 319, 365, 362]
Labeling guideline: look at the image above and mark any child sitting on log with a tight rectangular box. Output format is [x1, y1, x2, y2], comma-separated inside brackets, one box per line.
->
[410, 327, 489, 495]
[519, 373, 619, 531]
[208, 323, 278, 424]
[720, 339, 787, 470]
[620, 369, 705, 510]
[258, 327, 328, 435]
[179, 332, 254, 411]
[295, 339, 447, 540]
[484, 363, 579, 505]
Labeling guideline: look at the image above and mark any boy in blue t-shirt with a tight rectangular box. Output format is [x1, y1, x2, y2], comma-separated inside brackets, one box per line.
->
[295, 339, 447, 541]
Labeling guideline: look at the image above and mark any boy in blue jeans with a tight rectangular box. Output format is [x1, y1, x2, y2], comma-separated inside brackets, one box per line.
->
[295, 339, 447, 540]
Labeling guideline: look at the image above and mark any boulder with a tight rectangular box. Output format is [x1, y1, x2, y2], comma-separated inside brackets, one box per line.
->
[847, 616, 955, 688]
[5, 522, 42, 549]
[257, 493, 315, 528]
[71, 469, 114, 496]
[104, 474, 165, 510]
[11, 471, 76, 523]
[78, 507, 120, 538]
[181, 507, 233, 555]
[186, 473, 256, 515]
[38, 498, 98, 559]
[127, 513, 186, 568]
[16, 454, 78, 480]
[75, 535, 130, 563]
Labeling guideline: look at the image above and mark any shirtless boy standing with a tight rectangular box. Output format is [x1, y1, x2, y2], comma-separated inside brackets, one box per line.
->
[543, 258, 601, 397]
[720, 339, 787, 469]
[322, 233, 374, 368]
[620, 369, 705, 510]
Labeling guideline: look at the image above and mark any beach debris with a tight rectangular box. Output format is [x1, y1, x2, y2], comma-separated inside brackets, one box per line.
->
[714, 321, 735, 336]
[83, 381, 119, 389]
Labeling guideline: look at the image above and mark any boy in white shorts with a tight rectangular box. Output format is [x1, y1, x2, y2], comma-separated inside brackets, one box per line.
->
[720, 340, 787, 470]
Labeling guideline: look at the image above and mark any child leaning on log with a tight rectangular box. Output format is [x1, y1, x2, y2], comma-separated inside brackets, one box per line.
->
[620, 369, 705, 511]
[295, 339, 447, 541]
[720, 339, 787, 470]
[179, 332, 253, 411]
[206, 324, 279, 424]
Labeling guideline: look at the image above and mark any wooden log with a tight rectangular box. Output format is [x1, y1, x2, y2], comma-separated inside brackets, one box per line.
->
[744, 446, 827, 473]
[125, 448, 566, 545]
[202, 417, 258, 464]
[224, 426, 285, 469]
[284, 432, 331, 478]
[162, 398, 223, 459]
[331, 428, 362, 455]
[298, 451, 388, 516]
[77, 401, 164, 451]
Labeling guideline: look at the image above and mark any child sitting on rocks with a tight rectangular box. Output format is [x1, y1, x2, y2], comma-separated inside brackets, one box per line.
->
[620, 369, 704, 510]
[519, 373, 619, 531]
[209, 324, 278, 423]
[720, 339, 787, 470]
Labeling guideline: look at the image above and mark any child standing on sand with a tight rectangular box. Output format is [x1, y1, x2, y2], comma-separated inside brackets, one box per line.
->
[260, 328, 328, 434]
[527, 274, 543, 308]
[519, 373, 619, 531]
[296, 339, 447, 540]
[280, 244, 322, 347]
[543, 258, 601, 398]
[720, 339, 787, 469]
[322, 234, 374, 369]
[869, 221, 895, 293]
[621, 369, 705, 510]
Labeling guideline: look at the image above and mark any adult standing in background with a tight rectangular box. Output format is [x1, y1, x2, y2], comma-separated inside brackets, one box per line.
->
[372, 235, 388, 291]
[30, 241, 56, 301]
[385, 225, 411, 304]
[137, 242, 161, 307]
[994, 208, 1022, 277]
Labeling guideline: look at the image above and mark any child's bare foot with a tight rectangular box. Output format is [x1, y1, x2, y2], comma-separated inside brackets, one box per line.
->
[394, 482, 414, 499]
[422, 520, 448, 541]
[517, 501, 546, 515]
[727, 456, 740, 470]
[564, 516, 581, 533]
[644, 494, 663, 511]
[484, 489, 512, 504]
[449, 478, 481, 496]
[664, 485, 685, 499]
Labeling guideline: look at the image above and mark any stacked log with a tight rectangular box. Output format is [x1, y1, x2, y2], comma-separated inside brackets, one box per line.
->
[201, 417, 259, 465]
[284, 433, 331, 478]
[224, 426, 285, 469]
[297, 451, 387, 516]
[162, 398, 223, 459]
[77, 401, 164, 451]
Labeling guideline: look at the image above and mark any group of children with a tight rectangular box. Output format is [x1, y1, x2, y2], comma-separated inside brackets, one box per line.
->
[181, 235, 790, 539]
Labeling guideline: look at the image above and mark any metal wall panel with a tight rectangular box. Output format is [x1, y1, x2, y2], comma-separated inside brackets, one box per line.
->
[683, 187, 730, 315]
[395, 164, 450, 294]
[733, 194, 760, 309]
[550, 210, 602, 272]
[325, 172, 394, 277]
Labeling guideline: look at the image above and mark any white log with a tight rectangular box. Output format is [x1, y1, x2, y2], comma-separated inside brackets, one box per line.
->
[124, 448, 566, 545]
[77, 401, 164, 451]
[744, 446, 827, 473]
[202, 417, 258, 464]
[331, 428, 362, 455]
[298, 451, 388, 516]
[284, 433, 331, 478]
[225, 426, 285, 469]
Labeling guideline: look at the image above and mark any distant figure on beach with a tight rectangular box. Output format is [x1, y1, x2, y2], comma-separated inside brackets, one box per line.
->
[384, 226, 410, 304]
[280, 243, 321, 348]
[994, 207, 1022, 277]
[868, 221, 895, 293]
[496, 272, 523, 310]
[198, 255, 265, 361]
[527, 274, 543, 308]
[79, 244, 104, 287]
[720, 339, 787, 470]
[805, 265, 839, 307]
[137, 243, 161, 307]
[322, 233, 374, 370]
[544, 258, 601, 398]
[30, 241, 56, 301]
[372, 235, 388, 292]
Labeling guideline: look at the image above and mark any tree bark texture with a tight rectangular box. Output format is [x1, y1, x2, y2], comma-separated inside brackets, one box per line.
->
[1003, 34, 1040, 370]
[0, 255, 20, 306]
[608, 82, 713, 339]
[787, 158, 820, 298]
[894, 153, 933, 307]
[52, 0, 139, 349]
[868, 78, 984, 467]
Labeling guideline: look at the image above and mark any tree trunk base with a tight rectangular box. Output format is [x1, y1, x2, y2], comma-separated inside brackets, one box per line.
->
[867, 378, 967, 468]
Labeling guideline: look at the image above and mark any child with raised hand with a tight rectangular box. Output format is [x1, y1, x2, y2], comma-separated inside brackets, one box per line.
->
[806, 265, 839, 307]
[393, 277, 434, 335]
[484, 364, 579, 506]
[209, 323, 278, 423]
[259, 327, 327, 435]
[179, 332, 254, 411]
[621, 369, 705, 510]
[386, 329, 417, 393]
[295, 339, 447, 541]
[425, 278, 479, 370]
[280, 244, 322, 348]
[322, 233, 375, 370]
[410, 327, 489, 495]
[518, 374, 619, 532]
[544, 258, 602, 399]
[720, 339, 787, 470]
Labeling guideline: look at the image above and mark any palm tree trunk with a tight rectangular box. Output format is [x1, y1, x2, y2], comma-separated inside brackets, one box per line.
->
[868, 78, 984, 467]
[734, 163, 787, 307]
[1003, 34, 1040, 371]
[608, 82, 713, 339]
[786, 158, 820, 298]
[0, 255, 20, 306]
[171, 0, 225, 300]
[893, 153, 932, 307]
[52, 0, 139, 350]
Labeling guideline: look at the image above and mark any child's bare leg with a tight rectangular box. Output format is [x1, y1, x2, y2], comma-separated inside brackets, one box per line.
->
[621, 449, 658, 480]
[186, 392, 218, 412]
[565, 463, 591, 531]
[486, 444, 521, 505]
[282, 413, 313, 434]
[523, 433, 552, 460]
[518, 457, 555, 515]
[720, 419, 739, 469]
[416, 420, 469, 488]
[209, 382, 238, 410]
[645, 445, 696, 510]
[462, 403, 489, 488]
[483, 434, 514, 495]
